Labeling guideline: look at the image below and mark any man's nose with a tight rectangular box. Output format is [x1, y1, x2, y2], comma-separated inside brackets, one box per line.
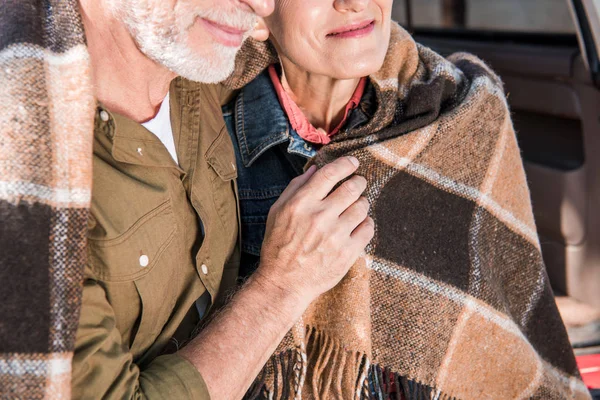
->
[240, 0, 275, 18]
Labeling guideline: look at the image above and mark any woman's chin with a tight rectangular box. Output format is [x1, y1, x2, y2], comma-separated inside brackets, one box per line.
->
[320, 43, 388, 79]
[325, 60, 384, 80]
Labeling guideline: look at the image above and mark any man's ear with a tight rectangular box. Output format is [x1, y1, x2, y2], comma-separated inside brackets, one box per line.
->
[251, 18, 270, 42]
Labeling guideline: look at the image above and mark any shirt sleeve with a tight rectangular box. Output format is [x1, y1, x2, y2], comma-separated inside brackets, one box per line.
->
[71, 266, 211, 400]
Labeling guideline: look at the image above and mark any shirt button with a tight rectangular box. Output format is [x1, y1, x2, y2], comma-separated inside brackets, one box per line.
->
[99, 110, 110, 122]
[201, 264, 208, 275]
[139, 254, 149, 267]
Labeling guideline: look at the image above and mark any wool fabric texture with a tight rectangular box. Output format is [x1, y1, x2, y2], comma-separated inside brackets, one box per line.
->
[226, 23, 590, 400]
[0, 0, 95, 398]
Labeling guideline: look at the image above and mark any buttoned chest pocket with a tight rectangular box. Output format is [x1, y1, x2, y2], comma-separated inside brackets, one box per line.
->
[87, 200, 179, 353]
[205, 127, 239, 243]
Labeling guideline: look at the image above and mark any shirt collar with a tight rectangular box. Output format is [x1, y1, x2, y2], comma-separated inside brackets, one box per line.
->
[232, 70, 290, 168]
[268, 65, 367, 145]
[232, 68, 373, 168]
[94, 98, 183, 171]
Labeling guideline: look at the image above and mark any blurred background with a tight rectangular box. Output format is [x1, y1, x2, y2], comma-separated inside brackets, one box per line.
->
[392, 0, 575, 34]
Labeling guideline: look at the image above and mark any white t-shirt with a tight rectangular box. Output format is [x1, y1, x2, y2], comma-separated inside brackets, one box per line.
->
[142, 92, 179, 165]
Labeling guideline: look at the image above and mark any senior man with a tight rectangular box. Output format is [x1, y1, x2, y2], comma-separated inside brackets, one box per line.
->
[72, 0, 374, 399]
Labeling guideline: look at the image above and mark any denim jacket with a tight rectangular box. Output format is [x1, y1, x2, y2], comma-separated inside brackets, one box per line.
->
[223, 69, 372, 278]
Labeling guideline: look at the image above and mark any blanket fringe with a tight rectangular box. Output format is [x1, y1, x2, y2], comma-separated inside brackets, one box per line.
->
[245, 345, 306, 400]
[366, 364, 459, 400]
[244, 327, 459, 400]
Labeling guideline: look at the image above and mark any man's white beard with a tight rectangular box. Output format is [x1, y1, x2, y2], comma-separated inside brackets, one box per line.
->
[109, 1, 256, 83]
[139, 30, 240, 84]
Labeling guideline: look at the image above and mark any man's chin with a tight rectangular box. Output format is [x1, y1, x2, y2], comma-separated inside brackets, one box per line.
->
[182, 40, 240, 82]
[177, 63, 235, 84]
[148, 46, 237, 84]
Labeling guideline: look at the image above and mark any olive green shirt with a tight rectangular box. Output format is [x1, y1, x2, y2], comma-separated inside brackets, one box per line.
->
[72, 78, 240, 399]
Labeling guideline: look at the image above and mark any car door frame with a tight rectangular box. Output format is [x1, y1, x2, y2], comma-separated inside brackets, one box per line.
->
[569, 0, 600, 86]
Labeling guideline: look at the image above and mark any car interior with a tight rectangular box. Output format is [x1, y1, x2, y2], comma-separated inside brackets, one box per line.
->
[392, 0, 600, 394]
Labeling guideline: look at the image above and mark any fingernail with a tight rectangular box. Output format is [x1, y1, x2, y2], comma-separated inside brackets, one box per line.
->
[348, 156, 359, 167]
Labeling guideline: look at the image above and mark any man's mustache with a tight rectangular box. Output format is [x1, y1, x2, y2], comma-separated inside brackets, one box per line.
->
[185, 7, 258, 33]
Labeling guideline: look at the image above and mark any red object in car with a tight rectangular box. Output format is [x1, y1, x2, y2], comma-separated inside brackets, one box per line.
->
[577, 354, 600, 389]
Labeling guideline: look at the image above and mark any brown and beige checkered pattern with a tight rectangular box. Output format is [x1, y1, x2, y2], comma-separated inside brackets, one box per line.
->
[0, 1, 94, 398]
[229, 24, 590, 400]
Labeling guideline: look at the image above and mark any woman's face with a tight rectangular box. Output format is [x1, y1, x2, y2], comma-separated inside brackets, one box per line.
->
[265, 0, 393, 79]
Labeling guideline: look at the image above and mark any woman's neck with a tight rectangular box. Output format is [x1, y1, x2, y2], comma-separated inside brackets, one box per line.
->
[279, 57, 360, 132]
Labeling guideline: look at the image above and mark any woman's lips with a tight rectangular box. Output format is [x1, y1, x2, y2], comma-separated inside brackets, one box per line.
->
[327, 20, 376, 39]
[199, 18, 246, 47]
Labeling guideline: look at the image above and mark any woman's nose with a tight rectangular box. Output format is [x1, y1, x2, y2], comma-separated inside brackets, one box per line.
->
[333, 0, 369, 13]
[239, 0, 275, 18]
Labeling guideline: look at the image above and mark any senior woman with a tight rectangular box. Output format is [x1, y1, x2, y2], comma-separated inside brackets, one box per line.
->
[222, 1, 587, 399]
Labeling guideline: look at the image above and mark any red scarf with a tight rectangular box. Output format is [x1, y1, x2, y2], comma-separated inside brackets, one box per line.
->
[268, 65, 366, 145]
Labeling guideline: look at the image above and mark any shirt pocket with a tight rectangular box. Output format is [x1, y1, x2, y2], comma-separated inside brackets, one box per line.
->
[88, 200, 176, 281]
[87, 200, 178, 352]
[205, 125, 239, 241]
[202, 126, 241, 297]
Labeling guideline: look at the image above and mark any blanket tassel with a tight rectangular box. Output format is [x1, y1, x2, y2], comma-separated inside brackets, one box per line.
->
[245, 328, 458, 400]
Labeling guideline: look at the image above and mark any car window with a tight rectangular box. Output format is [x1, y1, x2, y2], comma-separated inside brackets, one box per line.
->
[392, 0, 576, 34]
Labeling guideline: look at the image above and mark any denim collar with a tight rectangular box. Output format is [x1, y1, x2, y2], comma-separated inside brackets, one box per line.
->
[233, 69, 373, 167]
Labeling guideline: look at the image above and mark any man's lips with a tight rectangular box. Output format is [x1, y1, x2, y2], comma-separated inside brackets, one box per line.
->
[199, 18, 247, 47]
[327, 20, 376, 38]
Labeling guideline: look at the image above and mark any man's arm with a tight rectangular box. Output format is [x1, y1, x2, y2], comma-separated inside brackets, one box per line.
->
[73, 266, 212, 400]
[180, 156, 374, 399]
[72, 156, 371, 400]
[180, 273, 305, 399]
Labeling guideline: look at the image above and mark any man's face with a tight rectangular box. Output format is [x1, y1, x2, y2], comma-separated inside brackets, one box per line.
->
[109, 0, 263, 83]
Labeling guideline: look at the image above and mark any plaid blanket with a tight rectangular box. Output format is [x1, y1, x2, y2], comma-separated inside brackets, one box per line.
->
[0, 1, 94, 398]
[227, 24, 590, 399]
